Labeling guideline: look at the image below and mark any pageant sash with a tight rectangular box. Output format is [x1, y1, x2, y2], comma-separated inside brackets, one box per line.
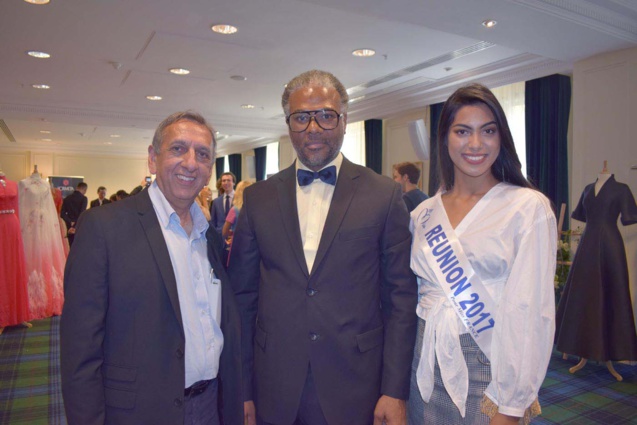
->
[413, 204, 495, 360]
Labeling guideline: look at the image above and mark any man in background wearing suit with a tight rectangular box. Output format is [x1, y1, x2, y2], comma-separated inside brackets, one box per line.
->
[210, 171, 235, 234]
[61, 181, 88, 246]
[61, 111, 243, 425]
[90, 186, 111, 208]
[229, 70, 417, 425]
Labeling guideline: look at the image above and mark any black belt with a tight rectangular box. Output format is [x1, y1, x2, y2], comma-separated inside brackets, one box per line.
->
[184, 379, 214, 398]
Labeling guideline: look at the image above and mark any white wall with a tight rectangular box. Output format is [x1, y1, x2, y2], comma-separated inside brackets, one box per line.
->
[572, 46, 637, 326]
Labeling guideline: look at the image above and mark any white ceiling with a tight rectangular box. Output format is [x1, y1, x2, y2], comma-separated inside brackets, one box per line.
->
[1, 0, 635, 158]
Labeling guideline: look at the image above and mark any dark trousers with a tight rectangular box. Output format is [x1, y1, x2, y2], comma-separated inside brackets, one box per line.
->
[259, 366, 329, 425]
[184, 378, 220, 425]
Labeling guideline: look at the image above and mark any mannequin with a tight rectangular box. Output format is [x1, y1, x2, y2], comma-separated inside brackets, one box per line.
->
[19, 166, 66, 319]
[555, 161, 637, 381]
[0, 164, 32, 334]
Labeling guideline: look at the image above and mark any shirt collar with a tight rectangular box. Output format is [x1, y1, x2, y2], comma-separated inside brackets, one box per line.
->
[148, 181, 209, 236]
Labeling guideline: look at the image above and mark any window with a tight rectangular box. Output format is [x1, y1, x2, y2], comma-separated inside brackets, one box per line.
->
[491, 82, 526, 176]
[265, 141, 279, 177]
[341, 121, 365, 166]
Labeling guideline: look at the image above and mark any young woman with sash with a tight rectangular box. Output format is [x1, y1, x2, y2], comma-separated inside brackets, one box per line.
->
[407, 84, 557, 425]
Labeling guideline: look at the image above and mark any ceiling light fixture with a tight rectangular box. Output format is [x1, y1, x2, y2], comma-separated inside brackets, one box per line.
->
[40, 130, 51, 134]
[27, 50, 51, 59]
[211, 24, 238, 35]
[352, 49, 375, 57]
[41, 138, 52, 141]
[24, 0, 50, 4]
[32, 84, 50, 89]
[482, 19, 497, 28]
[241, 104, 255, 109]
[230, 75, 247, 81]
[146, 95, 162, 101]
[110, 134, 121, 138]
[169, 68, 190, 75]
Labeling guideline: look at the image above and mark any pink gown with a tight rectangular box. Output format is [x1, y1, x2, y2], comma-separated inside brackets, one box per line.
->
[0, 176, 31, 327]
[18, 175, 65, 319]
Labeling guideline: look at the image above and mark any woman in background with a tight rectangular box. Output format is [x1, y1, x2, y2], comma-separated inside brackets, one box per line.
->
[196, 186, 212, 222]
[222, 180, 252, 265]
[408, 84, 556, 425]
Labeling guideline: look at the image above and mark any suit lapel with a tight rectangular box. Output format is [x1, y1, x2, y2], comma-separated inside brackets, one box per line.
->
[135, 190, 184, 334]
[277, 163, 310, 277]
[311, 158, 360, 275]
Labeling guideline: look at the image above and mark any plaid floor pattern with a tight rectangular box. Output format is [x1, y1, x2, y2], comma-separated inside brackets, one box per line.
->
[0, 317, 66, 425]
[535, 352, 637, 425]
[1, 318, 636, 424]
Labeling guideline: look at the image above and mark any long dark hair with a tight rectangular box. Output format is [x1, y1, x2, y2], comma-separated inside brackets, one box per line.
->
[437, 83, 533, 191]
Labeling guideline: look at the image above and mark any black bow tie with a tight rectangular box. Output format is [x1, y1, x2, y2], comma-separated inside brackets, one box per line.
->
[297, 166, 337, 186]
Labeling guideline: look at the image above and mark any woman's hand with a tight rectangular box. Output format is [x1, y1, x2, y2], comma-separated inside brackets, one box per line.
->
[489, 413, 520, 425]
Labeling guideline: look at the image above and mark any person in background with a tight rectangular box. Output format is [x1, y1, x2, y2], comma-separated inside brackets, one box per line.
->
[109, 193, 118, 203]
[407, 83, 556, 425]
[61, 181, 88, 246]
[90, 186, 111, 208]
[115, 189, 129, 200]
[196, 185, 212, 222]
[229, 70, 417, 425]
[210, 172, 235, 235]
[393, 162, 429, 213]
[222, 180, 253, 266]
[60, 111, 243, 425]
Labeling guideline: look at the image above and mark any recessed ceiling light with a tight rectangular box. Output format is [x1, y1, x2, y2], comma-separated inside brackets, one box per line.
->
[27, 50, 51, 59]
[482, 19, 497, 28]
[169, 68, 190, 75]
[230, 75, 247, 81]
[110, 134, 121, 138]
[24, 0, 50, 4]
[41, 138, 52, 141]
[352, 49, 375, 57]
[40, 130, 51, 134]
[211, 24, 237, 35]
[104, 142, 113, 145]
[32, 84, 50, 89]
[241, 104, 255, 109]
[146, 95, 162, 101]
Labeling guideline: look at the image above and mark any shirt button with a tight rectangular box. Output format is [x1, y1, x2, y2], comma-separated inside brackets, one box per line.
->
[306, 288, 317, 297]
[309, 332, 319, 341]
[176, 348, 184, 358]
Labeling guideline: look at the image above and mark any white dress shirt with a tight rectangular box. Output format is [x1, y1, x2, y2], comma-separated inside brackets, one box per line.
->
[296, 153, 343, 272]
[148, 182, 223, 388]
[410, 183, 557, 417]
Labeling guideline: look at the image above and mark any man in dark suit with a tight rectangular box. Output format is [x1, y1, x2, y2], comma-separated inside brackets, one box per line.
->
[60, 111, 243, 425]
[89, 186, 111, 208]
[210, 172, 235, 233]
[61, 181, 88, 246]
[229, 70, 417, 425]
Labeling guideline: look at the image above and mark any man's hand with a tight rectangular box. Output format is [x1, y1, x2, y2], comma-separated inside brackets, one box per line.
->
[373, 395, 406, 425]
[244, 400, 256, 425]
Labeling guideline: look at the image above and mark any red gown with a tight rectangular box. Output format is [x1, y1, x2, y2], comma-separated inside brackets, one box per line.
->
[0, 176, 31, 327]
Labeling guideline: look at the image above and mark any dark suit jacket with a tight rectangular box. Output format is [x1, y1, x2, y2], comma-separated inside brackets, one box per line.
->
[210, 194, 227, 234]
[228, 158, 417, 425]
[61, 190, 87, 229]
[60, 189, 243, 425]
[90, 198, 111, 208]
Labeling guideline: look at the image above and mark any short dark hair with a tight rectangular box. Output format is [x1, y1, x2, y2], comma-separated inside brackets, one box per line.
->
[394, 162, 421, 185]
[116, 189, 129, 199]
[221, 172, 236, 183]
[152, 111, 216, 161]
[77, 182, 88, 190]
[281, 70, 349, 115]
[437, 83, 533, 191]
[97, 186, 106, 193]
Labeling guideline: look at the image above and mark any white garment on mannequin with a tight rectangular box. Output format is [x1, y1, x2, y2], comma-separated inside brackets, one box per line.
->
[595, 173, 611, 196]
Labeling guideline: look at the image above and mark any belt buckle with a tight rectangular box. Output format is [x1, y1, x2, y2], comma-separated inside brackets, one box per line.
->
[184, 379, 211, 398]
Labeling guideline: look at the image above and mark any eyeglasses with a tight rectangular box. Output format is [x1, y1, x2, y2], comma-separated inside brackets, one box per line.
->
[286, 109, 343, 132]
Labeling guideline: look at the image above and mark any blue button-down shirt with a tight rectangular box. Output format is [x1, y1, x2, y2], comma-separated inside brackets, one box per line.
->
[148, 182, 223, 388]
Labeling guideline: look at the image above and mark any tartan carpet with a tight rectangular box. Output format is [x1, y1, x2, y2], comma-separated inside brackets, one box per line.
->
[0, 318, 636, 424]
[0, 317, 66, 425]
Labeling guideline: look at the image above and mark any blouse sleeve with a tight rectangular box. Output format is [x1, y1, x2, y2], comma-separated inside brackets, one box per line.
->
[619, 184, 637, 226]
[485, 194, 557, 417]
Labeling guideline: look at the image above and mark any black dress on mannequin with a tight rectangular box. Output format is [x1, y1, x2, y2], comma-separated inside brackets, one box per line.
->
[555, 175, 637, 361]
